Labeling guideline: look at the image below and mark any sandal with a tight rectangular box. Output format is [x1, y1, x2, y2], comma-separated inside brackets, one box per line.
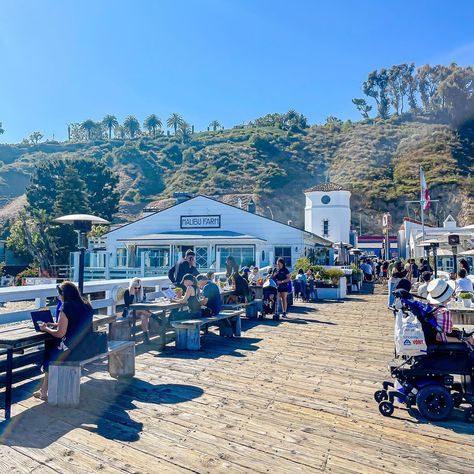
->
[33, 391, 47, 401]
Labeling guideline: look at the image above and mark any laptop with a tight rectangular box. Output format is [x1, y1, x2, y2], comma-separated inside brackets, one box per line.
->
[30, 309, 54, 332]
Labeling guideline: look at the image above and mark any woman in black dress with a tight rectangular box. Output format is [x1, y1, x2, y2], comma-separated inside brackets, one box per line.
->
[273, 257, 291, 317]
[33, 281, 93, 401]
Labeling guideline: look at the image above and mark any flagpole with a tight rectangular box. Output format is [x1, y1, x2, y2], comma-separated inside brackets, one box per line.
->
[420, 166, 425, 253]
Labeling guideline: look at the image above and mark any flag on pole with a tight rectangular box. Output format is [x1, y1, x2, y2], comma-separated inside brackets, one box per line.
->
[420, 168, 431, 211]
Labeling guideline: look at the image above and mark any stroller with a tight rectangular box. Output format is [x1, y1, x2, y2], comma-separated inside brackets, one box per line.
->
[374, 291, 474, 422]
[260, 278, 279, 320]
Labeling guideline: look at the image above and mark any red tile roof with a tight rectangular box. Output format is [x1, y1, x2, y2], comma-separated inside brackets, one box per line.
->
[305, 182, 345, 192]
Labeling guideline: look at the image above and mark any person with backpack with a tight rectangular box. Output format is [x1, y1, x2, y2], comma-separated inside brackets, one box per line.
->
[168, 249, 199, 291]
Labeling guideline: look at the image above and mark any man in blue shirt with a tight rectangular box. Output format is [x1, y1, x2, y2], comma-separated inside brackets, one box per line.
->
[197, 274, 221, 316]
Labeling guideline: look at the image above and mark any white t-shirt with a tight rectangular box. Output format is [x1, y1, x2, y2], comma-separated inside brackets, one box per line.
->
[456, 277, 473, 293]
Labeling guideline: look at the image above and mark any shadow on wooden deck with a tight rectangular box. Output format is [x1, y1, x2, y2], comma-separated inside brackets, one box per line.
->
[0, 377, 204, 448]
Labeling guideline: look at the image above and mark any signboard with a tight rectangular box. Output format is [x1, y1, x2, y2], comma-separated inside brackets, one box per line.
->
[23, 278, 57, 286]
[180, 215, 221, 229]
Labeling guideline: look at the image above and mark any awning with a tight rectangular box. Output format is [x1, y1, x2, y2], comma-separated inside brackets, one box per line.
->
[117, 230, 267, 243]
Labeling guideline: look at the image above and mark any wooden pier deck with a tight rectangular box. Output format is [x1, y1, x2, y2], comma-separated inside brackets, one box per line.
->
[1, 287, 473, 473]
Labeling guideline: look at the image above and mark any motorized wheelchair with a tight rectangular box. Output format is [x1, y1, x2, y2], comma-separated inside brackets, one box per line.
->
[374, 292, 474, 422]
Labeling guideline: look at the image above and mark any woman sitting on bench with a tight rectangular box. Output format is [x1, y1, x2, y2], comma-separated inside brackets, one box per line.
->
[123, 278, 152, 344]
[33, 281, 93, 401]
[173, 274, 202, 318]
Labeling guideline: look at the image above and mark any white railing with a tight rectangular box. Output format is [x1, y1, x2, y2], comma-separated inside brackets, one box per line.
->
[0, 276, 173, 325]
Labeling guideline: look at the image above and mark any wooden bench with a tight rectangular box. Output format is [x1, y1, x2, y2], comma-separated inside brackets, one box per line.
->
[0, 314, 118, 419]
[171, 310, 243, 350]
[48, 340, 135, 407]
[222, 300, 261, 319]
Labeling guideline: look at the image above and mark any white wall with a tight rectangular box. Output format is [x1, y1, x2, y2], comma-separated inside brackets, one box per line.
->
[304, 190, 351, 244]
[106, 196, 312, 267]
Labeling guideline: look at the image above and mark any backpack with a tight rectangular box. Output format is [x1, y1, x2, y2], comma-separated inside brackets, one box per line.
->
[168, 259, 181, 284]
[167, 265, 176, 283]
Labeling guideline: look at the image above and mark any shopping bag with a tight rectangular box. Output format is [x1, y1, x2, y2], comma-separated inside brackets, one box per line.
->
[395, 310, 427, 356]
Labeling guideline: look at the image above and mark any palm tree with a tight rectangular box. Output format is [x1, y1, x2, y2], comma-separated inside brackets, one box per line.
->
[102, 114, 118, 139]
[166, 113, 184, 135]
[81, 119, 96, 140]
[209, 120, 221, 131]
[123, 115, 141, 138]
[114, 125, 126, 139]
[177, 121, 192, 143]
[0, 122, 4, 136]
[144, 114, 162, 138]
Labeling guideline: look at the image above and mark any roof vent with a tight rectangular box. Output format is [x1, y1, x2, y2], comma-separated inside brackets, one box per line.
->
[173, 192, 194, 204]
[247, 199, 256, 214]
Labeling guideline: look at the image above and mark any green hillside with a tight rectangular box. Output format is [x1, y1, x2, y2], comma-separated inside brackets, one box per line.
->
[0, 115, 473, 234]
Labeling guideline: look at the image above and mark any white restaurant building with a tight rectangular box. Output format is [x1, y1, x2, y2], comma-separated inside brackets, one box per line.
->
[81, 194, 334, 279]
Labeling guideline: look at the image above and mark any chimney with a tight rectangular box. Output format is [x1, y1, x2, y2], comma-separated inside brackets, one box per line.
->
[247, 199, 256, 214]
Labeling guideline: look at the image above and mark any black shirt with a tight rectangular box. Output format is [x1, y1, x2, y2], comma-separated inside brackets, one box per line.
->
[61, 301, 93, 352]
[175, 260, 199, 288]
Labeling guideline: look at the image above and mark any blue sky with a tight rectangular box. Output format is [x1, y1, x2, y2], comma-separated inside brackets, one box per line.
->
[1, 0, 474, 143]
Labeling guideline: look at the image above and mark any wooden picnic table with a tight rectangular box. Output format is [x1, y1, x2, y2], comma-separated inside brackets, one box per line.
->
[0, 314, 116, 419]
[129, 289, 236, 347]
[449, 305, 474, 325]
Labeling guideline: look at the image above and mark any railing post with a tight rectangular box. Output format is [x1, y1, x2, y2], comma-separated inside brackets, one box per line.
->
[141, 253, 145, 277]
[105, 252, 110, 280]
[72, 252, 80, 283]
[105, 289, 115, 316]
[35, 297, 46, 309]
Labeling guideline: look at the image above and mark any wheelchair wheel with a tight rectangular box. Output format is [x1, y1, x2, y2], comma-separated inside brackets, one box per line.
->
[374, 390, 388, 403]
[378, 401, 394, 417]
[416, 385, 454, 421]
[452, 392, 464, 408]
[464, 408, 474, 423]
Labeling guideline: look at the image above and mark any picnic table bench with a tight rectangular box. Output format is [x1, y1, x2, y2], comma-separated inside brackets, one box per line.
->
[128, 289, 238, 348]
[0, 313, 117, 419]
[171, 309, 243, 350]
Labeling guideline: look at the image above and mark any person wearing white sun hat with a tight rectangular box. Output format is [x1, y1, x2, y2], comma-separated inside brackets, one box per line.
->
[426, 278, 455, 305]
[425, 278, 473, 343]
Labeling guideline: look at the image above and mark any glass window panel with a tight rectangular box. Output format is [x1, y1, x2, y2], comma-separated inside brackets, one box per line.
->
[218, 246, 255, 268]
[195, 247, 208, 268]
[274, 246, 292, 266]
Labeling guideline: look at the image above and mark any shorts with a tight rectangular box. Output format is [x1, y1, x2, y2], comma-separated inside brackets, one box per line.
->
[278, 283, 289, 293]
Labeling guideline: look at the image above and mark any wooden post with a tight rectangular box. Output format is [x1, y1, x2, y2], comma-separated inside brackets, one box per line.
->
[245, 302, 257, 319]
[48, 364, 81, 407]
[110, 318, 131, 341]
[109, 345, 135, 378]
[234, 313, 241, 337]
[35, 297, 46, 309]
[186, 323, 201, 350]
[174, 325, 187, 350]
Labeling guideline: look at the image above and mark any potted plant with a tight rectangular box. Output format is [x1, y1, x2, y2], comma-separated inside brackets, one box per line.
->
[459, 292, 473, 308]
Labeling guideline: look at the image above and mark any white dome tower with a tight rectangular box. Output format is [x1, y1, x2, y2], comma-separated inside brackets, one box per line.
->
[304, 182, 351, 244]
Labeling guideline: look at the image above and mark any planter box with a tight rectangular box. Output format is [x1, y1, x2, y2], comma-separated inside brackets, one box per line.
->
[317, 277, 347, 299]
